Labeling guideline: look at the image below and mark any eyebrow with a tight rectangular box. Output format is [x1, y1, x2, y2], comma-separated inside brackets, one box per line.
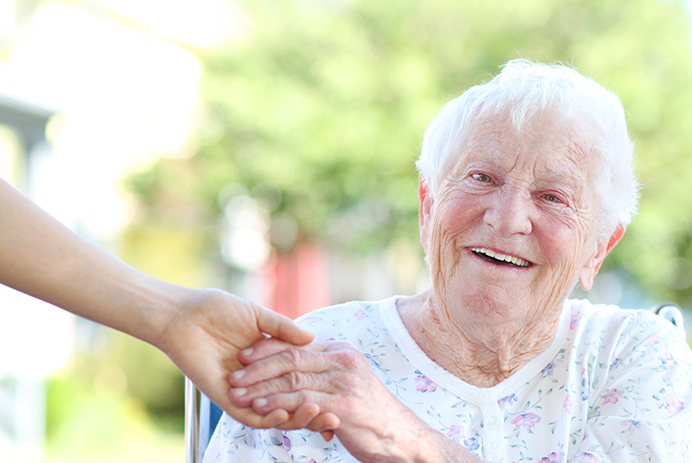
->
[462, 147, 586, 190]
[536, 167, 582, 189]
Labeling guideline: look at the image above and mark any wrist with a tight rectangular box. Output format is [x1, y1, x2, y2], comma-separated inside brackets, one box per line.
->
[370, 410, 461, 463]
[136, 282, 200, 350]
[410, 422, 480, 463]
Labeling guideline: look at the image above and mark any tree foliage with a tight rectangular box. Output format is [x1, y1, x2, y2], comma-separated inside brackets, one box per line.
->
[126, 0, 692, 303]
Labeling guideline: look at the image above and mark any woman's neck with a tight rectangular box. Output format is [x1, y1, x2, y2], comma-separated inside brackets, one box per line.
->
[396, 290, 562, 388]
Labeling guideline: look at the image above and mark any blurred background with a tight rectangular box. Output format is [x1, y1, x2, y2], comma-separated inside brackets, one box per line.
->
[1, 0, 692, 461]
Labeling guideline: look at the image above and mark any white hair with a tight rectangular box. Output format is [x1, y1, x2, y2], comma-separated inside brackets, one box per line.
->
[416, 59, 640, 239]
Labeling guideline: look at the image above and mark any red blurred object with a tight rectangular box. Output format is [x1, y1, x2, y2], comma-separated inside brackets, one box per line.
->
[265, 243, 330, 319]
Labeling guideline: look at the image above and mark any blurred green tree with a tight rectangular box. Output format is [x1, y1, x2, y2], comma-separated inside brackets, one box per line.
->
[126, 0, 692, 303]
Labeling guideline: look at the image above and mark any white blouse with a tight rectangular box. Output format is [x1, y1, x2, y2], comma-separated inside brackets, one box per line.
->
[204, 297, 692, 463]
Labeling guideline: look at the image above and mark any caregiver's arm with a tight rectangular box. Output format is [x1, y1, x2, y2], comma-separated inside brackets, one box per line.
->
[0, 178, 314, 428]
[229, 340, 483, 463]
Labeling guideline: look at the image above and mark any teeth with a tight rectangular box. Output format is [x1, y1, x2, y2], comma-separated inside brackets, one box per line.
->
[470, 247, 531, 267]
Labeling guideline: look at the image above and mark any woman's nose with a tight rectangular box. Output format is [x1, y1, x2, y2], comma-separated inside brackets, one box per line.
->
[483, 188, 533, 237]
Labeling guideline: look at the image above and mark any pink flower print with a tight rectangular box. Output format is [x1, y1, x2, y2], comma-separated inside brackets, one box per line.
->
[446, 424, 465, 441]
[414, 372, 437, 392]
[563, 394, 573, 413]
[570, 313, 579, 330]
[540, 452, 565, 463]
[511, 413, 541, 428]
[573, 452, 598, 463]
[654, 388, 684, 414]
[647, 331, 661, 347]
[308, 460, 317, 463]
[603, 388, 623, 405]
[282, 434, 291, 451]
[354, 309, 367, 320]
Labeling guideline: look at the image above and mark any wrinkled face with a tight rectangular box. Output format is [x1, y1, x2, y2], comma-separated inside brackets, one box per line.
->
[420, 111, 611, 325]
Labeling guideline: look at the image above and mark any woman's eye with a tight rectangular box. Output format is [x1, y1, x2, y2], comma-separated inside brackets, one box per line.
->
[472, 173, 492, 183]
[544, 194, 561, 203]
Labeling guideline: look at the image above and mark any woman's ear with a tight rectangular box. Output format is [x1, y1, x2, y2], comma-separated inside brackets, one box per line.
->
[579, 225, 625, 291]
[419, 178, 434, 250]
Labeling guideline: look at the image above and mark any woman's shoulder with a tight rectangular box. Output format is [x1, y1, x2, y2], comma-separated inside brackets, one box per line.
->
[565, 298, 689, 357]
[567, 298, 677, 330]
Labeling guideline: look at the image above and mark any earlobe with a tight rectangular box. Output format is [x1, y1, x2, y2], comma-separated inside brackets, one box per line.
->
[579, 225, 625, 290]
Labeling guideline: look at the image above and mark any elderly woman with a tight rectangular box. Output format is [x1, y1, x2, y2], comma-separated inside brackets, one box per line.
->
[204, 60, 692, 462]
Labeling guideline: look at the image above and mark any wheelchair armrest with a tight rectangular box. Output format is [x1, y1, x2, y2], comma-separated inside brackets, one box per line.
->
[650, 302, 685, 333]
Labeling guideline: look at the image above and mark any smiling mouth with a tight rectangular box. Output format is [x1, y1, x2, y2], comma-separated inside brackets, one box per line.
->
[469, 247, 533, 268]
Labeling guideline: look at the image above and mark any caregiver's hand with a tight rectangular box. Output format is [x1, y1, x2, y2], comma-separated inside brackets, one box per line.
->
[158, 288, 318, 428]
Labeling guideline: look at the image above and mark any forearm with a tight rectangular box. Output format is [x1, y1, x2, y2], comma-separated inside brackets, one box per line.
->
[367, 408, 483, 463]
[418, 427, 482, 463]
[0, 179, 188, 346]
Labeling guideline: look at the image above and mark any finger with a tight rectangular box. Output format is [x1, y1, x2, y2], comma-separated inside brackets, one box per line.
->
[229, 347, 330, 388]
[257, 408, 290, 428]
[237, 340, 350, 368]
[320, 430, 335, 442]
[237, 337, 295, 366]
[251, 390, 327, 416]
[255, 306, 314, 346]
[276, 409, 340, 434]
[306, 412, 341, 433]
[271, 403, 321, 429]
[229, 370, 333, 408]
[255, 403, 323, 430]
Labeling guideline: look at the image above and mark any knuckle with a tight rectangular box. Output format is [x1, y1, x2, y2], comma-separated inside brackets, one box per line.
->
[283, 347, 304, 365]
[298, 389, 316, 404]
[255, 379, 278, 396]
[333, 350, 363, 370]
[286, 371, 305, 390]
[337, 372, 359, 391]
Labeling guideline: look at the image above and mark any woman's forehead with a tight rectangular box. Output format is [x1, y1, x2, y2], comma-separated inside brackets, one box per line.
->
[460, 112, 596, 167]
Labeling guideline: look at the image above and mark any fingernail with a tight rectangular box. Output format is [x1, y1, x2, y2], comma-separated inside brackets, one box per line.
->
[241, 347, 254, 357]
[254, 398, 267, 407]
[232, 369, 245, 380]
[232, 387, 247, 397]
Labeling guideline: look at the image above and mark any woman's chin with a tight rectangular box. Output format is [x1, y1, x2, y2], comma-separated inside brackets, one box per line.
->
[448, 288, 532, 323]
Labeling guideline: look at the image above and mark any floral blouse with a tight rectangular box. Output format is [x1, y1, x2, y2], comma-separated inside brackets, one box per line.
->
[204, 297, 692, 463]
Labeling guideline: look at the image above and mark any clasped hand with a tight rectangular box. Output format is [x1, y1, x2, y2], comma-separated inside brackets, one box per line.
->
[227, 339, 439, 462]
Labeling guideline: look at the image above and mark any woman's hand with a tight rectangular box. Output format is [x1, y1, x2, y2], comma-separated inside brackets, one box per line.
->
[228, 339, 481, 463]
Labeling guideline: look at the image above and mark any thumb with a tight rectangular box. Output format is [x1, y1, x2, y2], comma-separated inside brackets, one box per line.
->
[256, 306, 314, 345]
